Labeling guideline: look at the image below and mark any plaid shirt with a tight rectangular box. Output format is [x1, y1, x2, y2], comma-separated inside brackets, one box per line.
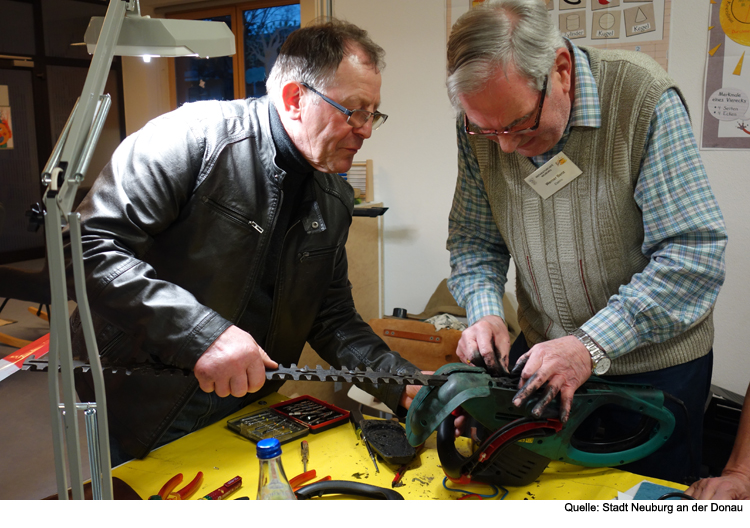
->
[447, 43, 727, 357]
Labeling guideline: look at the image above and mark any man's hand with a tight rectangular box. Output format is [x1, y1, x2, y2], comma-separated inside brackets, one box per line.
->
[399, 370, 434, 410]
[455, 315, 511, 375]
[194, 325, 278, 397]
[686, 470, 750, 500]
[511, 335, 591, 422]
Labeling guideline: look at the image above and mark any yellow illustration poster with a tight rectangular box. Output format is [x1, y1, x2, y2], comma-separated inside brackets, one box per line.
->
[703, 0, 750, 149]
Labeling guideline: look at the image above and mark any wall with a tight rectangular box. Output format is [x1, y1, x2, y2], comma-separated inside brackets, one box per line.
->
[669, 2, 750, 396]
[332, 0, 460, 317]
[334, 0, 750, 396]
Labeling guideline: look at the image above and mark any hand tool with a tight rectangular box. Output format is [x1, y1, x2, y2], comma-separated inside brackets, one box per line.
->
[301, 440, 309, 472]
[391, 464, 408, 488]
[198, 476, 241, 500]
[149, 471, 203, 500]
[350, 408, 380, 473]
[364, 436, 380, 473]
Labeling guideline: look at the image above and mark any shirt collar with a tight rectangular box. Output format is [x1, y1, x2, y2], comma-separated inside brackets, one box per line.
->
[529, 41, 600, 166]
[569, 41, 601, 129]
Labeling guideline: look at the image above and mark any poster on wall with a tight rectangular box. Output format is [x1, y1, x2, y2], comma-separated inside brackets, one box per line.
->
[446, 0, 672, 71]
[702, 0, 750, 150]
[0, 85, 14, 150]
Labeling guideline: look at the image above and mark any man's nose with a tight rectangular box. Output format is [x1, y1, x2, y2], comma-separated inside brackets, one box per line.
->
[353, 119, 374, 139]
[493, 133, 523, 153]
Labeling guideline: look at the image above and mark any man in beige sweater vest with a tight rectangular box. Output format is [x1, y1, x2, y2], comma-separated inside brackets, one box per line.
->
[445, 0, 726, 484]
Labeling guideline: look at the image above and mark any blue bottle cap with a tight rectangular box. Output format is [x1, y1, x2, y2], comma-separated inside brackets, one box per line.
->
[256, 438, 282, 459]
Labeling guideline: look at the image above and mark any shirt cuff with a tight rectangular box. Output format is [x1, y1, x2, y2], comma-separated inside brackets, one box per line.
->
[579, 306, 639, 359]
[465, 291, 505, 326]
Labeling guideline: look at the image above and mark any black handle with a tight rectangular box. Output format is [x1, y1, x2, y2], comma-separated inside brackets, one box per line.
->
[294, 480, 404, 500]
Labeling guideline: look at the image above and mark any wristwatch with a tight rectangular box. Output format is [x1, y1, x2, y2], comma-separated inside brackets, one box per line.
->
[571, 328, 611, 376]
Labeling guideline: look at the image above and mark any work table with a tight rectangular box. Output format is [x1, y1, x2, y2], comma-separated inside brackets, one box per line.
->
[111, 393, 683, 500]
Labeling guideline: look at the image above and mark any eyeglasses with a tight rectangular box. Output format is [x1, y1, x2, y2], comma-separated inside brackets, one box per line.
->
[300, 82, 388, 131]
[463, 75, 548, 136]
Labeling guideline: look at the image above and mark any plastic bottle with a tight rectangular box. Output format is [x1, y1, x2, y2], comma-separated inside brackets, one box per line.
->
[256, 438, 297, 500]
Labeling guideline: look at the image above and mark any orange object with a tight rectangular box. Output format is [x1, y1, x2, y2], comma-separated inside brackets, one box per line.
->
[157, 473, 184, 499]
[0, 333, 50, 382]
[289, 469, 331, 492]
[174, 472, 203, 499]
[152, 472, 204, 500]
[27, 306, 49, 321]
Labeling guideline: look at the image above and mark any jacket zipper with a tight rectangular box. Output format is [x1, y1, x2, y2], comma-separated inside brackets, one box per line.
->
[298, 246, 337, 262]
[202, 196, 264, 233]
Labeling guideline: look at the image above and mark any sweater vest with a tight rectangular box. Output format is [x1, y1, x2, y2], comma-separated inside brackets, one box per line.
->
[467, 46, 713, 375]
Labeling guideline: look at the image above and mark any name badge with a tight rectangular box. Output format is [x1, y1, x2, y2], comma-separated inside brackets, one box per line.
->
[524, 152, 582, 200]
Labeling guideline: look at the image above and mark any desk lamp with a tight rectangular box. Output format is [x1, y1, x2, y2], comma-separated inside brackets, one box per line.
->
[40, 0, 234, 500]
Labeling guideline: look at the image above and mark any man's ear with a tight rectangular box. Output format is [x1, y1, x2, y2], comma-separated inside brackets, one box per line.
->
[554, 47, 573, 95]
[281, 82, 303, 120]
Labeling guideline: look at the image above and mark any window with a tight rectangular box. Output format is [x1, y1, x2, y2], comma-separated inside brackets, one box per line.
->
[168, 1, 300, 107]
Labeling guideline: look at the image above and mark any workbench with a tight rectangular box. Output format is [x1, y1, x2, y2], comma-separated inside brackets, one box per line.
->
[112, 393, 684, 500]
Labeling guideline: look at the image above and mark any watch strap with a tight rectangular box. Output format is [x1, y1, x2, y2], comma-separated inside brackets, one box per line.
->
[571, 328, 610, 374]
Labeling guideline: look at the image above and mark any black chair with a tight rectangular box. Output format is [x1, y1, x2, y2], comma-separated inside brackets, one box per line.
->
[0, 202, 52, 348]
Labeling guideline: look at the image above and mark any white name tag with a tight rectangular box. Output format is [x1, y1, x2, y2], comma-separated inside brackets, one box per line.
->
[524, 152, 582, 200]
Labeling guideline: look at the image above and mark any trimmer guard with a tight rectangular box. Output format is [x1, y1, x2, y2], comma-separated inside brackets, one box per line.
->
[406, 363, 675, 470]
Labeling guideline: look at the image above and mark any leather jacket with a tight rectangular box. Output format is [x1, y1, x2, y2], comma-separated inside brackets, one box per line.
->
[71, 96, 417, 459]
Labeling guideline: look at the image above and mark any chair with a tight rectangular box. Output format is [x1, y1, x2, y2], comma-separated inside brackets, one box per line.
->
[0, 202, 52, 348]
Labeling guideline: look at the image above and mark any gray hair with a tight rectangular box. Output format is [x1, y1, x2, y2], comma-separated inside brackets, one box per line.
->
[266, 18, 385, 101]
[446, 0, 564, 111]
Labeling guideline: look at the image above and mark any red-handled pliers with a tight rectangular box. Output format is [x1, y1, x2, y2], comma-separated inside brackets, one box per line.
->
[150, 472, 204, 500]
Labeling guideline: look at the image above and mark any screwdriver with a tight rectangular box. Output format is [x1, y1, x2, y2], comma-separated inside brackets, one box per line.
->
[349, 408, 380, 473]
[301, 440, 309, 472]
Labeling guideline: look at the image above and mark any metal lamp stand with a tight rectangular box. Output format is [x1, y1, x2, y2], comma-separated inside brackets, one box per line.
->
[42, 0, 131, 500]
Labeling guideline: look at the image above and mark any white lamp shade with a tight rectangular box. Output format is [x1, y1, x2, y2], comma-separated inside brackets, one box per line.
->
[84, 15, 236, 58]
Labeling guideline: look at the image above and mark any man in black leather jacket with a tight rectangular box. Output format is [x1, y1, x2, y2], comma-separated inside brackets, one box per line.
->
[71, 20, 420, 464]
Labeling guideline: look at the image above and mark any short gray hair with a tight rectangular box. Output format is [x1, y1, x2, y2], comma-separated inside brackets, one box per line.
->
[446, 0, 564, 111]
[266, 18, 385, 100]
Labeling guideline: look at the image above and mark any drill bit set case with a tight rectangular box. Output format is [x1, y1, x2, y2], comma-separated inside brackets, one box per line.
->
[271, 395, 350, 433]
[227, 395, 350, 444]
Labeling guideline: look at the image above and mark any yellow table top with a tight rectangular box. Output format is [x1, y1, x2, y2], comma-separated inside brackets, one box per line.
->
[112, 393, 684, 500]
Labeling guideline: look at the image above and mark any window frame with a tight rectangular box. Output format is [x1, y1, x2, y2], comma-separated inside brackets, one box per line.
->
[166, 0, 299, 109]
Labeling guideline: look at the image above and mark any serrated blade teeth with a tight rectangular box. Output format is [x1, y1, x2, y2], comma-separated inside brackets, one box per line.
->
[23, 361, 449, 388]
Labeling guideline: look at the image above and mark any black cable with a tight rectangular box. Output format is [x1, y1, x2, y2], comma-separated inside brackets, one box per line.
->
[658, 492, 695, 500]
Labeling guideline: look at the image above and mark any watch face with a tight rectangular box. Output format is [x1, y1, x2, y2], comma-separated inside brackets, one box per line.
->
[593, 356, 611, 376]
